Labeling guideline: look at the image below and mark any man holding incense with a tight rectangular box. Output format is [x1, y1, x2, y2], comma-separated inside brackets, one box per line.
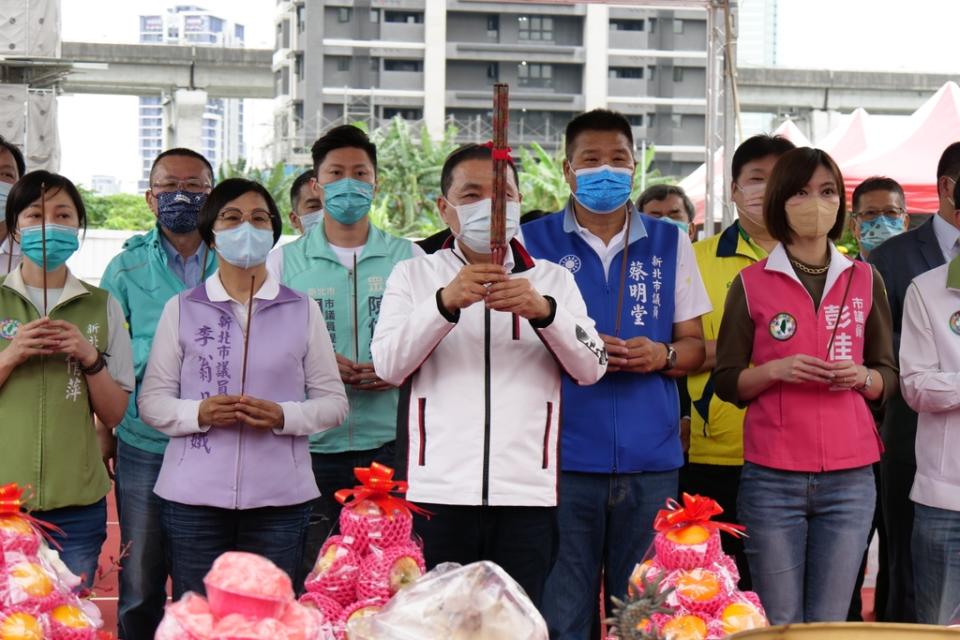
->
[139, 178, 347, 596]
[522, 109, 710, 639]
[371, 143, 607, 607]
[267, 125, 422, 583]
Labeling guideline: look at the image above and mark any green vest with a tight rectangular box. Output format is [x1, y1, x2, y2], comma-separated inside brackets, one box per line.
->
[0, 281, 111, 510]
[282, 223, 414, 453]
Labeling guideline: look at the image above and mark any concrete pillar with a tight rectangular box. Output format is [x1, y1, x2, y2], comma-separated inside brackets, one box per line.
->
[423, 2, 447, 139]
[163, 88, 208, 152]
[583, 4, 609, 111]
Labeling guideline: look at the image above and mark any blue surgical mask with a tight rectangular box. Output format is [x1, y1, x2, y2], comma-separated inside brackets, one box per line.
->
[214, 222, 274, 269]
[20, 223, 80, 271]
[858, 216, 905, 253]
[659, 216, 690, 234]
[322, 178, 374, 225]
[0, 181, 11, 215]
[446, 198, 521, 255]
[572, 165, 634, 214]
[299, 209, 323, 234]
[157, 190, 207, 234]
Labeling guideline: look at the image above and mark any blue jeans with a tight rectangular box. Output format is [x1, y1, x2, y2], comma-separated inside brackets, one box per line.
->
[298, 442, 396, 588]
[161, 499, 313, 599]
[737, 462, 875, 624]
[115, 440, 168, 640]
[912, 502, 960, 625]
[34, 498, 107, 590]
[543, 470, 678, 640]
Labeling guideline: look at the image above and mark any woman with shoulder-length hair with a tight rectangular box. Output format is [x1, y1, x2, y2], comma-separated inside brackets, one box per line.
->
[714, 147, 897, 623]
[138, 178, 348, 596]
[0, 170, 134, 585]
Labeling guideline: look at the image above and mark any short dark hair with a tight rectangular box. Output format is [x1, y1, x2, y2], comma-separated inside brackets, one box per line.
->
[852, 176, 905, 212]
[149, 148, 214, 186]
[564, 109, 634, 160]
[290, 169, 316, 210]
[0, 135, 26, 179]
[764, 147, 846, 244]
[311, 125, 377, 175]
[636, 184, 695, 222]
[197, 178, 282, 247]
[936, 142, 960, 181]
[731, 134, 796, 182]
[5, 170, 87, 233]
[440, 144, 520, 197]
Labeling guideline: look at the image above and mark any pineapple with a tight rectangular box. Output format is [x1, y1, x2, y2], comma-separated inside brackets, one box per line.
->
[606, 572, 676, 640]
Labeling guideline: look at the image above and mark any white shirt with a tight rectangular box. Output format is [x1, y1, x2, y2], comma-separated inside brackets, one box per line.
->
[899, 259, 960, 511]
[0, 236, 21, 277]
[932, 213, 960, 262]
[138, 269, 348, 438]
[3, 268, 135, 392]
[570, 211, 712, 323]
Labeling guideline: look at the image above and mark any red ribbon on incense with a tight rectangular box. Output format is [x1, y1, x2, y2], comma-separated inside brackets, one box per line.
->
[481, 140, 515, 164]
[653, 492, 747, 538]
[0, 482, 65, 548]
[334, 462, 431, 519]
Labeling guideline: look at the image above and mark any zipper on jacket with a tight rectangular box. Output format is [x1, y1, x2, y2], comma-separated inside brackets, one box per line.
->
[417, 397, 427, 466]
[482, 307, 492, 506]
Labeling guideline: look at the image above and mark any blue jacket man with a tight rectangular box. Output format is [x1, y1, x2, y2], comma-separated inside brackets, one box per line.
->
[522, 109, 710, 640]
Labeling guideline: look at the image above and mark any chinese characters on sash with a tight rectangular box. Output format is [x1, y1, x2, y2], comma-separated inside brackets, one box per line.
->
[825, 297, 865, 361]
[628, 256, 664, 327]
[65, 322, 102, 402]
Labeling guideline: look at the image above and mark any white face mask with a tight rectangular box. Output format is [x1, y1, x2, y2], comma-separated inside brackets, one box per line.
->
[446, 198, 521, 254]
[299, 209, 323, 234]
[735, 182, 766, 226]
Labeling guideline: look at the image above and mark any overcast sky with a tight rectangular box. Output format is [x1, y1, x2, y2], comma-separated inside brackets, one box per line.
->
[57, 0, 959, 192]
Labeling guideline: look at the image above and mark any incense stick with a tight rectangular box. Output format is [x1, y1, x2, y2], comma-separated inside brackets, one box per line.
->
[614, 210, 633, 337]
[490, 83, 509, 266]
[239, 274, 255, 395]
[40, 183, 47, 316]
[352, 252, 359, 363]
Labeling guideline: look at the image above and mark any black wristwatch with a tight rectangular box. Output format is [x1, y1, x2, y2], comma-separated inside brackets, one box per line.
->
[80, 351, 108, 376]
[662, 343, 677, 371]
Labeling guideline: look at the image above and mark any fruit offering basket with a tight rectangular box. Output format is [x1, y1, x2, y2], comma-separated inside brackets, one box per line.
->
[345, 560, 549, 640]
[299, 463, 430, 640]
[607, 493, 769, 640]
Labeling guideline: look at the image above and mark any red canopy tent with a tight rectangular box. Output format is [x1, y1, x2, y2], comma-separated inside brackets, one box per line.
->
[841, 82, 960, 212]
[680, 120, 811, 224]
[819, 108, 871, 164]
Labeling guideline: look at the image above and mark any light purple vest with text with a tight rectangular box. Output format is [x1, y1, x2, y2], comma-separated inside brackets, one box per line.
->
[153, 283, 319, 509]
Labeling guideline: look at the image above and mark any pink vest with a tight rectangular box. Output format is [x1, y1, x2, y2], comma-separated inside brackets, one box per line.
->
[740, 257, 882, 472]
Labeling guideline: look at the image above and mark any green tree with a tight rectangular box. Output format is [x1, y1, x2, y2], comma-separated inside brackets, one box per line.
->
[217, 159, 302, 234]
[367, 117, 460, 238]
[518, 142, 676, 214]
[80, 187, 154, 230]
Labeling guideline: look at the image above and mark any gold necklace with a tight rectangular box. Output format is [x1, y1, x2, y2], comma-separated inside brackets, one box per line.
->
[790, 257, 829, 275]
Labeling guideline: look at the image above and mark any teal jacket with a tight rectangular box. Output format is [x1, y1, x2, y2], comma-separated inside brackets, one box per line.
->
[281, 223, 416, 454]
[100, 226, 217, 455]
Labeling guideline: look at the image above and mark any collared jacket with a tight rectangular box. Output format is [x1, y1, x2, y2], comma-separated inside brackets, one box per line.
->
[371, 239, 607, 507]
[100, 226, 217, 455]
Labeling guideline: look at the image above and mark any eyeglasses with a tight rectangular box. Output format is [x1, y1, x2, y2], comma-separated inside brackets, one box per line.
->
[151, 179, 211, 193]
[852, 208, 905, 221]
[216, 208, 274, 229]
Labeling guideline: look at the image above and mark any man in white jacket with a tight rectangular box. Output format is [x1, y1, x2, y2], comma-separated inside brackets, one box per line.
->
[899, 178, 960, 625]
[371, 144, 607, 607]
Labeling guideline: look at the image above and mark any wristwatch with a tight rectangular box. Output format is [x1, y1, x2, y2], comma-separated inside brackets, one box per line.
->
[856, 369, 874, 393]
[662, 343, 678, 371]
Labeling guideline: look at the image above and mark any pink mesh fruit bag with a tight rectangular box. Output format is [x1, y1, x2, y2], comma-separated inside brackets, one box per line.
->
[650, 493, 745, 572]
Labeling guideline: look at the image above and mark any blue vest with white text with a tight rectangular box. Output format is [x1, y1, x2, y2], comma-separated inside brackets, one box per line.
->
[523, 208, 681, 473]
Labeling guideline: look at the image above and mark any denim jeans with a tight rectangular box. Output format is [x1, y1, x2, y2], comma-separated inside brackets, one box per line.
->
[114, 440, 168, 640]
[161, 499, 313, 599]
[34, 498, 107, 590]
[737, 462, 875, 624]
[297, 442, 396, 589]
[543, 470, 678, 640]
[912, 502, 960, 625]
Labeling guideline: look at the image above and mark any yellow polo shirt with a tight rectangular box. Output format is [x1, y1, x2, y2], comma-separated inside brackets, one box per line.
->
[688, 222, 767, 466]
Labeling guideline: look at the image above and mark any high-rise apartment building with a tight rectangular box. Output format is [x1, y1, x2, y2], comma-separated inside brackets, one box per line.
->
[138, 5, 246, 190]
[272, 1, 719, 176]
